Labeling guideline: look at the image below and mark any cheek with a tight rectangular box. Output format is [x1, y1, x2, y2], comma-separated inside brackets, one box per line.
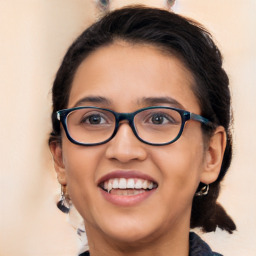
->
[61, 140, 105, 212]
[62, 145, 98, 180]
[151, 134, 205, 199]
[61, 134, 108, 172]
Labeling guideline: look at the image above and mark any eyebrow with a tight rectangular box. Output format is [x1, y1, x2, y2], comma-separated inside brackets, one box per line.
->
[73, 96, 111, 108]
[73, 95, 185, 110]
[139, 97, 185, 109]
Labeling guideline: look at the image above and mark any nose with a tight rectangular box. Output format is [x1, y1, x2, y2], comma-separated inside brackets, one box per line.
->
[105, 122, 147, 163]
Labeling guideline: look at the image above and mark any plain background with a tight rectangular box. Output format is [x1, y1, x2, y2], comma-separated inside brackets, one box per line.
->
[0, 0, 255, 255]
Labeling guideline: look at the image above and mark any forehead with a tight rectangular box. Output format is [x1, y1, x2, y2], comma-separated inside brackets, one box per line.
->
[68, 42, 200, 113]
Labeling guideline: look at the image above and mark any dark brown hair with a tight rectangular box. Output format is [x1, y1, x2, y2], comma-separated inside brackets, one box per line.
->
[49, 6, 236, 233]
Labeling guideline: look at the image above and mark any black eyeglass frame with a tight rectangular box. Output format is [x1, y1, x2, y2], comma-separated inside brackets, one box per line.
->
[56, 106, 213, 146]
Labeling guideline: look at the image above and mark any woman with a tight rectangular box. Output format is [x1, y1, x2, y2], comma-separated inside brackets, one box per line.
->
[49, 6, 236, 256]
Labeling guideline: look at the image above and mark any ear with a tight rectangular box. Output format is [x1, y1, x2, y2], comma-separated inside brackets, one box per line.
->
[49, 142, 67, 186]
[200, 126, 227, 184]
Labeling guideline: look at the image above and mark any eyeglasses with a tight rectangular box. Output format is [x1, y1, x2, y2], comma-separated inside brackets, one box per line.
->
[56, 106, 213, 146]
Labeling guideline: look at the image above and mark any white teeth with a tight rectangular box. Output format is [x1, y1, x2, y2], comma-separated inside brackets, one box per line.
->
[101, 178, 157, 193]
[142, 180, 148, 189]
[127, 178, 135, 188]
[133, 190, 145, 195]
[123, 190, 128, 196]
[104, 181, 108, 190]
[107, 180, 113, 193]
[113, 178, 119, 189]
[112, 189, 145, 196]
[135, 179, 143, 189]
[119, 178, 126, 189]
[148, 182, 153, 190]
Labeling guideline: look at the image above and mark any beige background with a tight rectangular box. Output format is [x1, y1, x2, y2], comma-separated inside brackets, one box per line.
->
[0, 0, 255, 255]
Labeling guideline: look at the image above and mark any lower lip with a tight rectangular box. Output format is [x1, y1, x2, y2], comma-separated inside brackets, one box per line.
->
[99, 188, 156, 207]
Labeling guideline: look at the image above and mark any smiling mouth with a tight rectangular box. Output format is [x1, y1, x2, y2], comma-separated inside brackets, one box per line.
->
[99, 178, 158, 196]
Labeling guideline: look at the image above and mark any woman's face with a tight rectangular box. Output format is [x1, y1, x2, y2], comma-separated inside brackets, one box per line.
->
[54, 42, 220, 244]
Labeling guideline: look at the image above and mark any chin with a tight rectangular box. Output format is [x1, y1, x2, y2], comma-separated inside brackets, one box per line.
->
[104, 225, 157, 245]
[88, 209, 165, 245]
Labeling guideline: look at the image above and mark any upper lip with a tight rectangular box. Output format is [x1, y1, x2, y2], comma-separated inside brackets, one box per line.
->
[97, 170, 158, 186]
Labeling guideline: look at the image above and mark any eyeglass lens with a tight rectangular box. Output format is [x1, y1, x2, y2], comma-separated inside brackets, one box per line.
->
[66, 108, 182, 145]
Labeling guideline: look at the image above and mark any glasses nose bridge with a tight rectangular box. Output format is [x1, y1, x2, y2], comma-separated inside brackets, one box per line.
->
[113, 112, 140, 142]
[116, 112, 134, 127]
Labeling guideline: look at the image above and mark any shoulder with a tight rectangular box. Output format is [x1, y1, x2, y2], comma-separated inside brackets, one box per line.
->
[189, 232, 222, 256]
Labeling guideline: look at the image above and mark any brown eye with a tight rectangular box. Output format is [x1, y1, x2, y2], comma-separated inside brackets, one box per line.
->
[80, 113, 108, 125]
[151, 114, 165, 125]
[88, 115, 102, 124]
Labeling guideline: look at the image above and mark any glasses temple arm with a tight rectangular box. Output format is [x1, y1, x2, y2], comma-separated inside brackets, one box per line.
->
[190, 113, 214, 127]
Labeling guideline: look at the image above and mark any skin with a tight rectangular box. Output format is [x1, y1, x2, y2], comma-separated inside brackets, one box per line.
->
[50, 41, 226, 256]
